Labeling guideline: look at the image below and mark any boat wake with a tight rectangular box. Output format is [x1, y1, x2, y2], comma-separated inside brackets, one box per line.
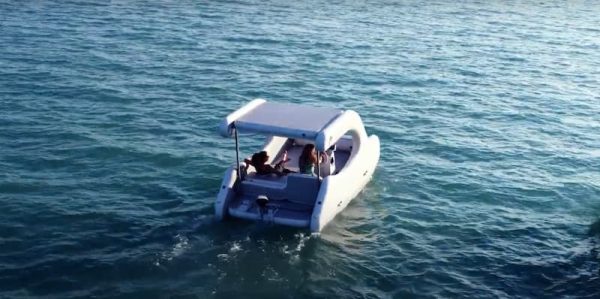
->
[154, 234, 190, 266]
[282, 232, 314, 264]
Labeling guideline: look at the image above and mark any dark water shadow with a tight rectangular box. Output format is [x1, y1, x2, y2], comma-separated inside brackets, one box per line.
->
[589, 217, 600, 237]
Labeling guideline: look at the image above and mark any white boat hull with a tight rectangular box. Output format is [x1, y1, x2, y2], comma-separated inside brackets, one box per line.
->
[214, 100, 380, 233]
[215, 135, 379, 233]
[310, 135, 380, 232]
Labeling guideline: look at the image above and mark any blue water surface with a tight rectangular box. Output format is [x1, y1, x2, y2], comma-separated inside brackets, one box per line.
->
[1, 1, 600, 298]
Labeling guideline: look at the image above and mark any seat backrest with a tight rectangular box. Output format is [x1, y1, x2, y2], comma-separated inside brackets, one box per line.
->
[284, 174, 320, 205]
[240, 173, 320, 206]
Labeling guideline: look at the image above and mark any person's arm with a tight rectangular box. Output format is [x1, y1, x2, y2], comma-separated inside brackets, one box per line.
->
[243, 158, 252, 169]
[319, 151, 328, 163]
[275, 151, 290, 167]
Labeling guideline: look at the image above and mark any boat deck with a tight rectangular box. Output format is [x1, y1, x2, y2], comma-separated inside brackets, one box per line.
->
[228, 195, 314, 227]
[227, 139, 353, 228]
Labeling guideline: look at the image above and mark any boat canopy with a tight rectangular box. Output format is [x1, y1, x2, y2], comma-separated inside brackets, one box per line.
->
[220, 99, 367, 152]
[220, 99, 342, 140]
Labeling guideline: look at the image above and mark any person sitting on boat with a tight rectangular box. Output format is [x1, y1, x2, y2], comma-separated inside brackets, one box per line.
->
[247, 150, 291, 176]
[298, 144, 327, 176]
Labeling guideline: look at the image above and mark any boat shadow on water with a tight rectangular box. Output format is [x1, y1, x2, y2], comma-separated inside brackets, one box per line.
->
[589, 217, 600, 237]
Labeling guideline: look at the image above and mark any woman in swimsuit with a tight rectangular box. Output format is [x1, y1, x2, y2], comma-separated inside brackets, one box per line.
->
[298, 144, 326, 176]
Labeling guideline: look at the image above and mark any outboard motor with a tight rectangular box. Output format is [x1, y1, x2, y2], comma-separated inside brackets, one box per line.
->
[256, 195, 269, 219]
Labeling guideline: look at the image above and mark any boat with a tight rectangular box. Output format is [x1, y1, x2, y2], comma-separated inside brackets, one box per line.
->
[214, 99, 380, 232]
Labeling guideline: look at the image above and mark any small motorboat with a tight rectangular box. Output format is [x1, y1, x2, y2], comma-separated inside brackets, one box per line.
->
[215, 99, 380, 232]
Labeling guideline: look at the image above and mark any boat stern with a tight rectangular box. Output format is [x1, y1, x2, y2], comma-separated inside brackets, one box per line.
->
[215, 166, 239, 220]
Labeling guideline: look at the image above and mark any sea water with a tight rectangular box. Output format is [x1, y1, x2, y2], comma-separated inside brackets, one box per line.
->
[1, 1, 599, 298]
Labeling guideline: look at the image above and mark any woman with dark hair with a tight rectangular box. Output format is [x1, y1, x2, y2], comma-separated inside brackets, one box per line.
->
[298, 144, 326, 175]
[250, 150, 290, 176]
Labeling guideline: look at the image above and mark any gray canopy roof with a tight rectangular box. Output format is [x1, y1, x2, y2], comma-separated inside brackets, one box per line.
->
[231, 101, 342, 139]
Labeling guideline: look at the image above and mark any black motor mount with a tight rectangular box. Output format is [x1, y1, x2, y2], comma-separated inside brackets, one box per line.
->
[256, 195, 269, 208]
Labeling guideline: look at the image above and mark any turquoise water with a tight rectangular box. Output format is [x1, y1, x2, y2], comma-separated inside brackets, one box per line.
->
[1, 1, 600, 298]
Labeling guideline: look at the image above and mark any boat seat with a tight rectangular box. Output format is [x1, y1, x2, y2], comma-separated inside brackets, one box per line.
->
[241, 173, 319, 206]
[285, 174, 319, 205]
[244, 171, 287, 185]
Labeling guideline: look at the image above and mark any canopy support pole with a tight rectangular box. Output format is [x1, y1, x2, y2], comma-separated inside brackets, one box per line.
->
[316, 151, 321, 183]
[233, 123, 241, 182]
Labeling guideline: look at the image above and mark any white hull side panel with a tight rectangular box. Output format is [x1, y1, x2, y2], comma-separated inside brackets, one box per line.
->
[310, 135, 380, 232]
[215, 166, 238, 220]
